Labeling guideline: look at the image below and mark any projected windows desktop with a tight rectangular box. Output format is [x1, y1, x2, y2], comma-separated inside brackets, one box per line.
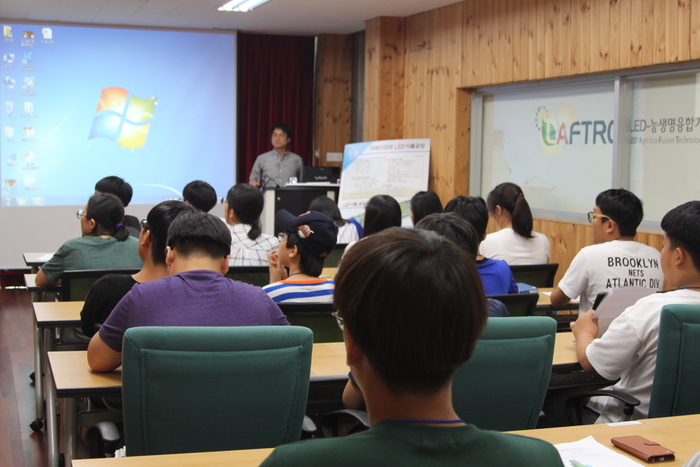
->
[1, 23, 236, 206]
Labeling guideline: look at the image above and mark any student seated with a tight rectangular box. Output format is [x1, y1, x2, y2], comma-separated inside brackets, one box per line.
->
[309, 195, 359, 244]
[481, 182, 551, 265]
[182, 180, 217, 212]
[223, 183, 279, 266]
[551, 188, 665, 311]
[444, 196, 517, 295]
[414, 213, 508, 318]
[410, 190, 443, 226]
[264, 210, 337, 303]
[35, 193, 142, 286]
[344, 194, 401, 255]
[95, 176, 140, 237]
[80, 201, 194, 337]
[570, 201, 700, 423]
[260, 228, 563, 467]
[87, 210, 289, 372]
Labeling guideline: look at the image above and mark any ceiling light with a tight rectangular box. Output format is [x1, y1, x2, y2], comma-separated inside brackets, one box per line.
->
[218, 0, 270, 12]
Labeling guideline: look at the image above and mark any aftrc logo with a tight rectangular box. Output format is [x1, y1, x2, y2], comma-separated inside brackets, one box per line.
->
[535, 104, 614, 156]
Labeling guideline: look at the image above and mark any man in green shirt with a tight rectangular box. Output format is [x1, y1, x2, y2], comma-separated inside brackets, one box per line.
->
[260, 228, 563, 467]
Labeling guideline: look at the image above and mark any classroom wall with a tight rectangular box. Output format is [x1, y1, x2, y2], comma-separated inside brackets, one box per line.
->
[315, 0, 687, 284]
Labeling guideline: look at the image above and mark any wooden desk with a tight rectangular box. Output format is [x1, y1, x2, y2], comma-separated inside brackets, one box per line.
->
[24, 251, 53, 272]
[32, 301, 84, 433]
[72, 414, 700, 466]
[24, 273, 61, 294]
[48, 343, 350, 467]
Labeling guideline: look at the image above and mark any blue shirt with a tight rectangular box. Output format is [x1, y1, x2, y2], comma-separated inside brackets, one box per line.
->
[477, 258, 518, 295]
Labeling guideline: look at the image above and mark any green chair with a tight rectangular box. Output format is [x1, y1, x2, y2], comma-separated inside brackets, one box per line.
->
[224, 266, 270, 287]
[278, 302, 343, 343]
[566, 304, 700, 423]
[60, 268, 141, 301]
[121, 326, 313, 456]
[509, 263, 559, 288]
[451, 316, 556, 431]
[323, 244, 347, 269]
[487, 293, 540, 317]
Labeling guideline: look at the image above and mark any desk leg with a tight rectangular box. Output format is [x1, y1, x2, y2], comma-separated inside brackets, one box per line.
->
[33, 317, 44, 424]
[44, 331, 59, 467]
[62, 397, 78, 466]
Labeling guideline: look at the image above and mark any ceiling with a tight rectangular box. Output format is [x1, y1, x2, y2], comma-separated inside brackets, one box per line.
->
[0, 0, 459, 36]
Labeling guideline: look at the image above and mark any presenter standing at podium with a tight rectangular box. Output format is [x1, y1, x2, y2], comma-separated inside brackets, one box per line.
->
[249, 123, 303, 189]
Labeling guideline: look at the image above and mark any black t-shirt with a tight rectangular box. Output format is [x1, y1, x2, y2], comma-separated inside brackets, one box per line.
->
[80, 274, 138, 337]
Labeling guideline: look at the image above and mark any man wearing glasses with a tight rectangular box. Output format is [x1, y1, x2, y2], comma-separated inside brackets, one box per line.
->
[248, 123, 303, 189]
[550, 188, 664, 312]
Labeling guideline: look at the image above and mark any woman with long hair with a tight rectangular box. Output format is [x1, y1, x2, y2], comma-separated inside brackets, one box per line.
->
[481, 182, 550, 265]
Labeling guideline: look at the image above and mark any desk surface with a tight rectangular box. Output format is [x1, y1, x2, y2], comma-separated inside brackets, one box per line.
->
[34, 301, 84, 327]
[23, 251, 53, 266]
[71, 414, 700, 466]
[24, 273, 61, 293]
[49, 343, 351, 398]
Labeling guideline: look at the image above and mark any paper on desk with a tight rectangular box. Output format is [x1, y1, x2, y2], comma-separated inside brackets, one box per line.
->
[593, 287, 656, 337]
[38, 253, 54, 261]
[556, 436, 641, 467]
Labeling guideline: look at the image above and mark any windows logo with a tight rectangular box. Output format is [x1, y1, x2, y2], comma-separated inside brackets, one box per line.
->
[88, 87, 157, 149]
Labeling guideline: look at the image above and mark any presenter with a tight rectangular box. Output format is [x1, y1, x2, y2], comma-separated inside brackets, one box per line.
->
[248, 123, 303, 189]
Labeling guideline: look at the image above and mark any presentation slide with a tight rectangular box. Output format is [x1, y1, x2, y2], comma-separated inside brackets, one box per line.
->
[1, 22, 236, 206]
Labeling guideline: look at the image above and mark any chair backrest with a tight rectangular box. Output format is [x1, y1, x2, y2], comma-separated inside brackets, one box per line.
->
[452, 316, 556, 431]
[509, 263, 559, 288]
[649, 305, 700, 418]
[60, 268, 141, 301]
[323, 244, 347, 269]
[278, 302, 342, 343]
[122, 326, 313, 456]
[224, 266, 270, 287]
[487, 293, 539, 317]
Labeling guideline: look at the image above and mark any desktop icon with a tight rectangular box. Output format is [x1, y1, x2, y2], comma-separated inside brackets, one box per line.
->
[89, 86, 157, 149]
[17, 198, 27, 206]
[24, 126, 35, 137]
[23, 31, 34, 39]
[5, 179, 16, 186]
[23, 101, 32, 113]
[23, 177, 35, 186]
[3, 26, 12, 38]
[23, 52, 32, 64]
[32, 197, 43, 205]
[23, 77, 34, 89]
[4, 198, 12, 206]
[4, 126, 14, 137]
[7, 153, 16, 162]
[2, 53, 14, 64]
[3, 76, 15, 89]
[24, 151, 34, 162]
[5, 101, 13, 113]
[42, 28, 52, 40]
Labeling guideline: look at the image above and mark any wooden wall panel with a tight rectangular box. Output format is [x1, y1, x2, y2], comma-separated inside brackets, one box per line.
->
[692, 0, 700, 58]
[363, 17, 405, 142]
[315, 34, 353, 167]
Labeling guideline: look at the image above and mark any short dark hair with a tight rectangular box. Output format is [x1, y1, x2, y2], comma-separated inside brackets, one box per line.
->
[363, 194, 401, 237]
[444, 196, 489, 240]
[146, 201, 195, 264]
[410, 191, 443, 225]
[271, 123, 293, 139]
[595, 189, 644, 237]
[487, 182, 534, 239]
[226, 183, 264, 241]
[285, 232, 325, 276]
[183, 180, 217, 212]
[334, 228, 487, 395]
[167, 211, 231, 260]
[309, 195, 348, 228]
[661, 201, 700, 271]
[86, 193, 129, 241]
[95, 176, 133, 207]
[415, 212, 480, 258]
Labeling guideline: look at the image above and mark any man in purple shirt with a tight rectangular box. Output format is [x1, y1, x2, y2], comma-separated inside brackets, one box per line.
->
[87, 211, 288, 372]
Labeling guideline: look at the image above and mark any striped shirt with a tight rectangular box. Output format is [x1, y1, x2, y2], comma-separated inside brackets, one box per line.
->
[263, 278, 334, 303]
[227, 222, 280, 267]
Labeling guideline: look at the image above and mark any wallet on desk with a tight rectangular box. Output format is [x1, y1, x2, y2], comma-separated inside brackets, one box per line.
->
[611, 435, 675, 463]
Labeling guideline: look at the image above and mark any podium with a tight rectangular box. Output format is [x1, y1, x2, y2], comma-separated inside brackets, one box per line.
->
[261, 184, 340, 235]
